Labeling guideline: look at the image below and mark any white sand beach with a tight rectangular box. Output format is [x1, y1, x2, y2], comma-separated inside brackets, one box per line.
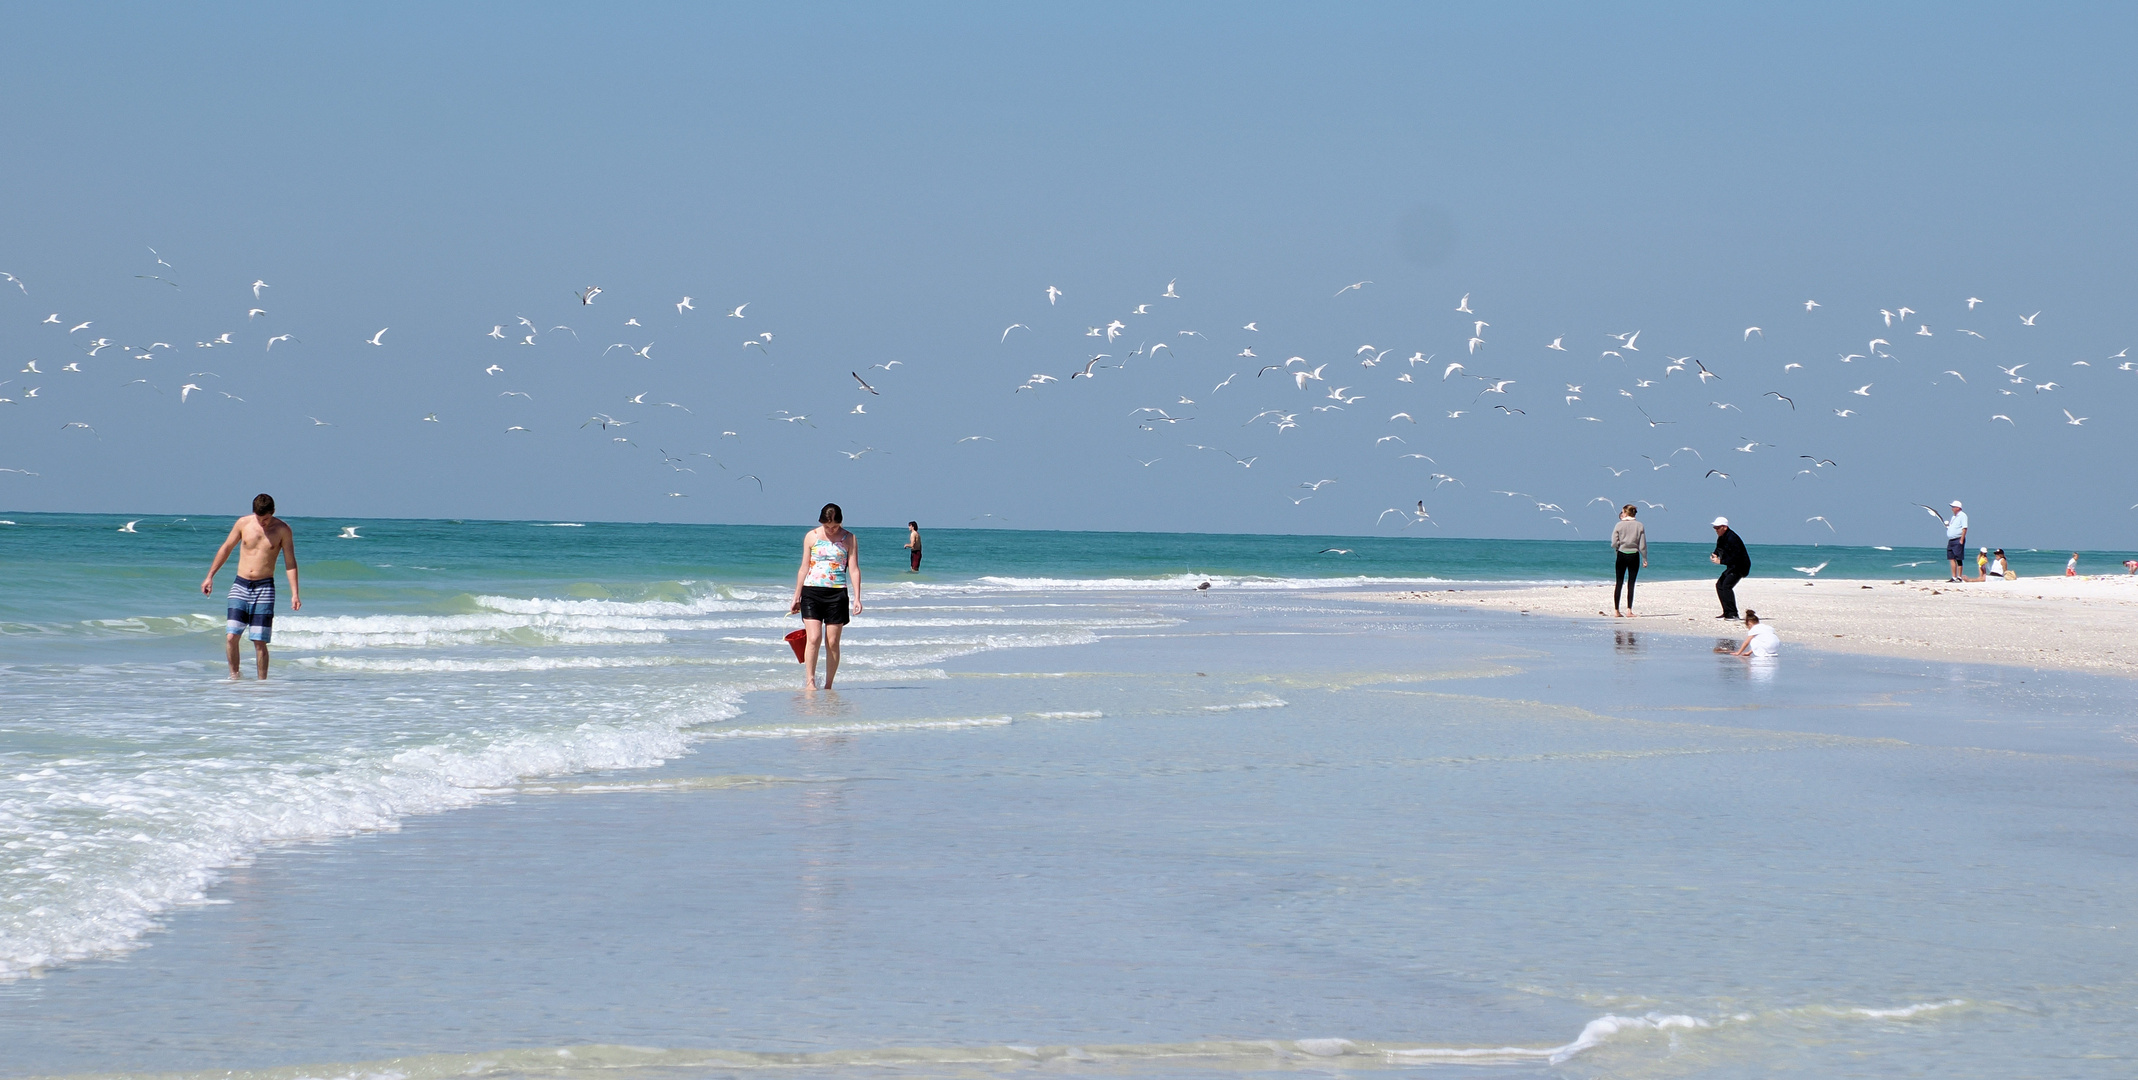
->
[1379, 574, 2138, 678]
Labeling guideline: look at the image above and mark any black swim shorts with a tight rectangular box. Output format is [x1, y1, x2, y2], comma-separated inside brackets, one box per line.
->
[799, 585, 850, 625]
[1946, 537, 1966, 563]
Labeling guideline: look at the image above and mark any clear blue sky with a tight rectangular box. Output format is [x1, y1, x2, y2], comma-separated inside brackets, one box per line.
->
[3, 3, 2135, 548]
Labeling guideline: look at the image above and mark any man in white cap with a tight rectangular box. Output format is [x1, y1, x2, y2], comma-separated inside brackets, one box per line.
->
[1708, 516, 1751, 619]
[1944, 500, 1969, 582]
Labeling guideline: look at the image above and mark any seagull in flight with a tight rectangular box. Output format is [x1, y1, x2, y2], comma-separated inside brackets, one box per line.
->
[1804, 299, 1820, 311]
[1546, 337, 1565, 351]
[1764, 391, 1794, 409]
[1001, 323, 1028, 343]
[1744, 327, 1762, 340]
[1334, 281, 1371, 296]
[2064, 410, 2089, 425]
[579, 286, 602, 305]
[1046, 285, 1062, 305]
[1793, 560, 1830, 577]
[1991, 414, 2014, 425]
[366, 328, 388, 346]
[1851, 384, 1872, 396]
[251, 280, 270, 299]
[2020, 311, 2039, 326]
[726, 303, 749, 318]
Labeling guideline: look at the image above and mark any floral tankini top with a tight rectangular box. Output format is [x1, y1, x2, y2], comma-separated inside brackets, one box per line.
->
[803, 536, 849, 588]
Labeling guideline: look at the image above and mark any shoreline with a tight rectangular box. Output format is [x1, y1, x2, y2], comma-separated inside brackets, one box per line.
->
[1367, 574, 2138, 679]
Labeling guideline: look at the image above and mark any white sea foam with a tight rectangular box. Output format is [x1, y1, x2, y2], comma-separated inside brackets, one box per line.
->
[1031, 710, 1104, 719]
[897, 573, 1450, 595]
[1843, 998, 1969, 1019]
[1204, 698, 1288, 712]
[1387, 1011, 1709, 1065]
[702, 716, 1013, 739]
[0, 689, 744, 980]
[297, 655, 768, 674]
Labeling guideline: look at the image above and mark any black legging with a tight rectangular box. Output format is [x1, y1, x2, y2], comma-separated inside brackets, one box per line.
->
[1614, 551, 1641, 610]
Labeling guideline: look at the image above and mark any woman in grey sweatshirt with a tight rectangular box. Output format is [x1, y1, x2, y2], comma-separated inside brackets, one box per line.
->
[1611, 505, 1648, 616]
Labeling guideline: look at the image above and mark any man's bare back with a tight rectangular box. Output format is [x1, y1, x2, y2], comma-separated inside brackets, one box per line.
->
[201, 494, 300, 679]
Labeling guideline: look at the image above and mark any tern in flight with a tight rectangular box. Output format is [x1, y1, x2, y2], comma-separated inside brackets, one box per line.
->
[1804, 299, 1820, 310]
[252, 280, 269, 298]
[2020, 311, 2039, 325]
[726, 303, 748, 318]
[1335, 281, 1371, 296]
[1744, 327, 1761, 340]
[1001, 323, 1028, 343]
[1793, 561, 1830, 577]
[1162, 279, 1180, 298]
[1991, 414, 2014, 425]
[2064, 410, 2089, 425]
[1046, 286, 1062, 305]
[340, 526, 364, 539]
[1807, 517, 1836, 533]
[1765, 391, 1794, 409]
[366, 328, 388, 346]
[579, 286, 601, 305]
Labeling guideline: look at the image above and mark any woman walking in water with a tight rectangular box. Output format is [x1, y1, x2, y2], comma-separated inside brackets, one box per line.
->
[1610, 504, 1648, 617]
[789, 503, 860, 689]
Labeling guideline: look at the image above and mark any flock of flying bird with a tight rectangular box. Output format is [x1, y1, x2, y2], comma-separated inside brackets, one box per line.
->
[1, 250, 2130, 541]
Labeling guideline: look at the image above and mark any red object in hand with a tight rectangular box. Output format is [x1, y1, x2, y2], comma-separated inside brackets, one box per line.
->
[785, 628, 808, 662]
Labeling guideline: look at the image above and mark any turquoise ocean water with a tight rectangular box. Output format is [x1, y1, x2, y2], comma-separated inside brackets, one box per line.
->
[4, 512, 2137, 1078]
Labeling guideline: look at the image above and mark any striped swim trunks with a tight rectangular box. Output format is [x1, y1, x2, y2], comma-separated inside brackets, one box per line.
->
[226, 575, 276, 642]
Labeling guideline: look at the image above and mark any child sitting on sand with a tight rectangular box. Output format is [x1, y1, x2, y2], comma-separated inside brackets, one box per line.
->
[1715, 610, 1780, 658]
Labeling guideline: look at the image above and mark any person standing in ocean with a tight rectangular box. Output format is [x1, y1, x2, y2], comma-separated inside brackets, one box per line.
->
[1709, 516, 1750, 620]
[789, 503, 860, 690]
[199, 493, 301, 680]
[1609, 504, 1647, 617]
[904, 520, 922, 573]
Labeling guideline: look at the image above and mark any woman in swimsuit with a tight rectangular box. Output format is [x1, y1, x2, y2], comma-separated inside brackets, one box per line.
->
[789, 503, 861, 689]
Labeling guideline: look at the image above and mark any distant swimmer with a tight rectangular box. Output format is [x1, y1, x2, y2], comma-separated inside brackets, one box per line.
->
[789, 503, 859, 691]
[200, 493, 301, 680]
[904, 520, 923, 573]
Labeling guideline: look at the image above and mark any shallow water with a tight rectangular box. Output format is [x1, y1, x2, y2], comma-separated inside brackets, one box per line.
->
[3, 516, 2136, 1078]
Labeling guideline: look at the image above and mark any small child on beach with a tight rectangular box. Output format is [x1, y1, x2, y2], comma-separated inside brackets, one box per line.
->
[2067, 553, 2079, 577]
[1715, 610, 1780, 658]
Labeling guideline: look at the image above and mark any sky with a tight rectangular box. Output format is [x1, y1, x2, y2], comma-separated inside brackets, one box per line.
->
[3, 3, 2136, 548]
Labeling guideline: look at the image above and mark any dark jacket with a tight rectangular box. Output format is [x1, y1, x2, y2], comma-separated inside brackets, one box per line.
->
[1713, 528, 1751, 574]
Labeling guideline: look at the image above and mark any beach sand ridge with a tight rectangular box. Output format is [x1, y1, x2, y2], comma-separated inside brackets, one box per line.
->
[1369, 574, 2138, 678]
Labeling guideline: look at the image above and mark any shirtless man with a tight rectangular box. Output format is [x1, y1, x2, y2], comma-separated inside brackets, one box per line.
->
[200, 493, 301, 680]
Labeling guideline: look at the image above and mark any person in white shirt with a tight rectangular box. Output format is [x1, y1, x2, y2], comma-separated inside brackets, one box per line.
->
[1944, 500, 1969, 582]
[1716, 610, 1780, 658]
